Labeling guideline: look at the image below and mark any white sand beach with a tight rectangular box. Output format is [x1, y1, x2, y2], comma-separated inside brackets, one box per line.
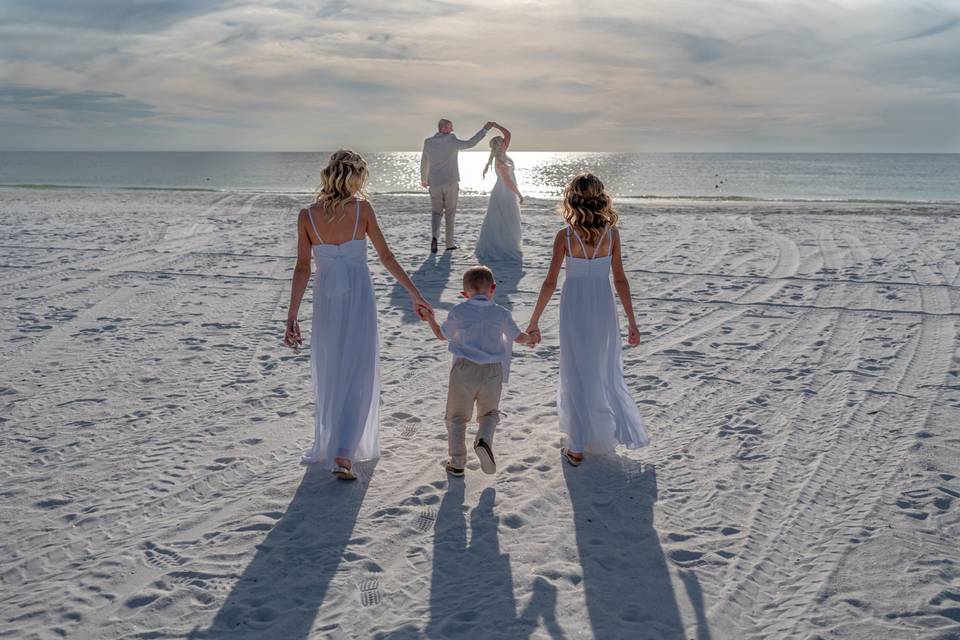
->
[2, 188, 959, 639]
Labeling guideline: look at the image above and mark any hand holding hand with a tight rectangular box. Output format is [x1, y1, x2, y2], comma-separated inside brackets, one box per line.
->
[627, 324, 641, 347]
[484, 121, 494, 129]
[283, 319, 303, 351]
[414, 295, 434, 321]
[420, 180, 428, 189]
[525, 322, 541, 347]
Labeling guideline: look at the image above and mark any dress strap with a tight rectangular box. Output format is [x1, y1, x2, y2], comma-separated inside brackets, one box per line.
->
[306, 205, 323, 244]
[593, 225, 611, 259]
[352, 198, 361, 240]
[569, 226, 589, 258]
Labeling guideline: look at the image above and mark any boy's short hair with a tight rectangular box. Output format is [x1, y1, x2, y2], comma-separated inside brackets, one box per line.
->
[463, 265, 495, 292]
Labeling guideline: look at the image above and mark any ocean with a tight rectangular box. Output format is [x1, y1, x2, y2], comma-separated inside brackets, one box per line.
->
[1, 151, 958, 203]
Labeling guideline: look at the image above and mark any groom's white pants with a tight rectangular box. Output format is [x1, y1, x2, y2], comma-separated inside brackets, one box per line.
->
[429, 182, 459, 248]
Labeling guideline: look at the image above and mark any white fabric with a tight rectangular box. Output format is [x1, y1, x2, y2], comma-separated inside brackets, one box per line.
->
[558, 225, 650, 453]
[441, 295, 522, 382]
[300, 200, 380, 466]
[476, 158, 523, 261]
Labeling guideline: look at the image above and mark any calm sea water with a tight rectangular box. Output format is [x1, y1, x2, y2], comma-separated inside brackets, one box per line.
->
[1, 151, 958, 203]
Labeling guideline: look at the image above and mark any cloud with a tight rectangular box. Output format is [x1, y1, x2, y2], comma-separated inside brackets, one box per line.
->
[0, 0, 958, 151]
[0, 0, 238, 33]
[0, 87, 157, 122]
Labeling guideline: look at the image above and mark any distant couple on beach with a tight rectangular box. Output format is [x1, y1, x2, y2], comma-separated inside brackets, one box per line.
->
[283, 122, 648, 481]
[420, 118, 523, 261]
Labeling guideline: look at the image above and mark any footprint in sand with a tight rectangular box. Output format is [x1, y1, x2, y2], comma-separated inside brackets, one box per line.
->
[414, 508, 437, 533]
[143, 541, 188, 570]
[359, 578, 383, 607]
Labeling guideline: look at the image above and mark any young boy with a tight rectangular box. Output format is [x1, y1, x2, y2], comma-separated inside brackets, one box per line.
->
[426, 265, 535, 477]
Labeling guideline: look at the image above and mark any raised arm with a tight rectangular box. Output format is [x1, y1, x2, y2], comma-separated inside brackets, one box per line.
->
[363, 202, 432, 319]
[455, 123, 491, 149]
[284, 209, 313, 349]
[492, 122, 511, 150]
[525, 229, 567, 343]
[610, 228, 641, 346]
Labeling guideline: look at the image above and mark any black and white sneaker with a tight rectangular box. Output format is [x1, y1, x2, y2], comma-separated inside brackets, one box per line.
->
[474, 439, 496, 474]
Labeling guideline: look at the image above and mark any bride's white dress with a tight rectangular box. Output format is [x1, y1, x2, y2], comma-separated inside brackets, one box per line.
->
[476, 159, 523, 261]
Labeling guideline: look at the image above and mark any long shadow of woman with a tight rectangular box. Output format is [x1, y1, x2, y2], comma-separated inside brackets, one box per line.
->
[189, 463, 375, 639]
[563, 456, 699, 640]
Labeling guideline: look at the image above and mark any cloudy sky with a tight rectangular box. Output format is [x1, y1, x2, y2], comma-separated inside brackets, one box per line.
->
[1, 0, 958, 151]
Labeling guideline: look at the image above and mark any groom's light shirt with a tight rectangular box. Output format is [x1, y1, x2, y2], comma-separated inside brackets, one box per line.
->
[441, 295, 522, 383]
[420, 128, 489, 187]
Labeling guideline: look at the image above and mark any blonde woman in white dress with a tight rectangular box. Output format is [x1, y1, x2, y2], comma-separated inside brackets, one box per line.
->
[475, 123, 524, 262]
[284, 150, 432, 479]
[525, 172, 649, 466]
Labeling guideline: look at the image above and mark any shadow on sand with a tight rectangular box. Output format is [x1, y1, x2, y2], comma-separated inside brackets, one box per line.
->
[422, 483, 568, 639]
[391, 252, 454, 323]
[483, 258, 524, 314]
[563, 456, 711, 640]
[189, 462, 375, 639]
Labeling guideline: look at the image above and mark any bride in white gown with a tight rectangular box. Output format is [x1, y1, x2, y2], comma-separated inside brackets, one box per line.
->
[475, 123, 523, 262]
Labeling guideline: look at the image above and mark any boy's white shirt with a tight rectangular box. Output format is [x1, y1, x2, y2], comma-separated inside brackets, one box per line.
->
[440, 295, 522, 383]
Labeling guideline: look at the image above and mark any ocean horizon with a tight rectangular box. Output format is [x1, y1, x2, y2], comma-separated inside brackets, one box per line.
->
[2, 151, 959, 204]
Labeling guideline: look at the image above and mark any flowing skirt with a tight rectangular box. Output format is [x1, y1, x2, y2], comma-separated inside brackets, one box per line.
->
[476, 181, 522, 262]
[558, 273, 649, 453]
[301, 256, 380, 465]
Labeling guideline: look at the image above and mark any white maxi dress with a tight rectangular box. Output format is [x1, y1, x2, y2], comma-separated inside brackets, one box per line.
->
[476, 159, 523, 261]
[300, 200, 380, 466]
[558, 225, 650, 453]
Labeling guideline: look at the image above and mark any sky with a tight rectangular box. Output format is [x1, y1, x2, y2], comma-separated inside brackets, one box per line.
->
[0, 0, 958, 152]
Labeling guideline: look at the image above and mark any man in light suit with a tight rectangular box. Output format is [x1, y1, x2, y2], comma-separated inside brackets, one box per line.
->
[421, 118, 492, 252]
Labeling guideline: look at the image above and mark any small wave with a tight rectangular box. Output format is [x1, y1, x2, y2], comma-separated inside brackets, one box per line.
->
[614, 194, 960, 205]
[0, 183, 222, 193]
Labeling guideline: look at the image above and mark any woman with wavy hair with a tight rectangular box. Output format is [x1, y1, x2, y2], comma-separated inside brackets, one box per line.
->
[525, 172, 649, 466]
[284, 149, 432, 479]
[475, 122, 524, 261]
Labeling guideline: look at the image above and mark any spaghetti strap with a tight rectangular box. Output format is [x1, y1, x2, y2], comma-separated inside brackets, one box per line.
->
[594, 226, 611, 259]
[565, 227, 573, 255]
[306, 205, 323, 244]
[352, 199, 361, 240]
[568, 226, 589, 258]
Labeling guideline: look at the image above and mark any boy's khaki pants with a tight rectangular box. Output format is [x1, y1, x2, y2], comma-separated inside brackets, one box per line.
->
[445, 358, 503, 468]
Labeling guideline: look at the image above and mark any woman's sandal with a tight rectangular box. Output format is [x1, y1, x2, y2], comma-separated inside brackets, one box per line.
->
[331, 465, 357, 481]
[560, 447, 583, 467]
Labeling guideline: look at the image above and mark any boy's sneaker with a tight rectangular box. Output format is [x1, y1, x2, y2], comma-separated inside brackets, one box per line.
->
[474, 439, 496, 474]
[445, 461, 464, 477]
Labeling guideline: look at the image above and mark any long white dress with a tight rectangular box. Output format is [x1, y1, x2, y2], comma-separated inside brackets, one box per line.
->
[558, 225, 650, 453]
[300, 200, 380, 466]
[476, 159, 523, 261]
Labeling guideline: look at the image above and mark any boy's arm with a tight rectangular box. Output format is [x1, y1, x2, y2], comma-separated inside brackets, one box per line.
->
[427, 313, 446, 341]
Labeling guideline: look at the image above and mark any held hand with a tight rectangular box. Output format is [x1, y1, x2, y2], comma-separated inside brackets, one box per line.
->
[414, 295, 434, 321]
[525, 323, 541, 346]
[484, 121, 494, 129]
[627, 325, 641, 347]
[283, 319, 303, 351]
[420, 180, 428, 189]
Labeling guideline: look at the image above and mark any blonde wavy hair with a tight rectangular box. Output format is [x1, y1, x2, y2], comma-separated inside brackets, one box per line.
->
[316, 149, 368, 215]
[482, 136, 507, 179]
[558, 172, 618, 245]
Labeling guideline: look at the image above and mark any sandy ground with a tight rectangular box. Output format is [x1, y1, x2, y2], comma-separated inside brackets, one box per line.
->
[1, 188, 959, 640]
